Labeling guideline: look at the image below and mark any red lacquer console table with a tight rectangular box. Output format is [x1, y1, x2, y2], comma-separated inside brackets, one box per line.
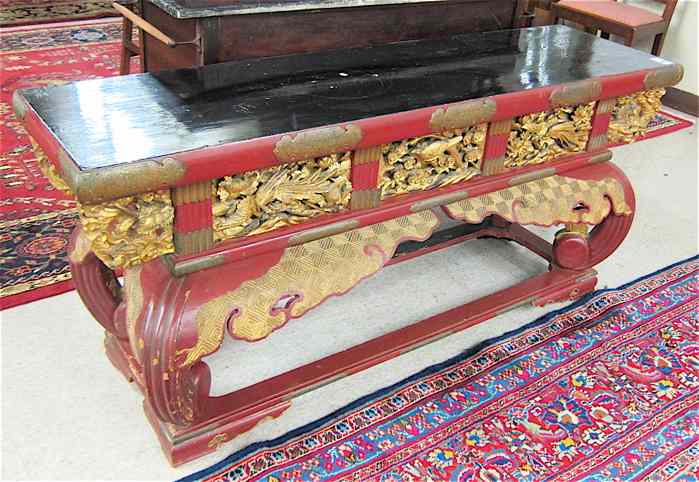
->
[14, 25, 682, 465]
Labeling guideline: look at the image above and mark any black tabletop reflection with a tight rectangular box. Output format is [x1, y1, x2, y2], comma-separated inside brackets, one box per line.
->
[20, 25, 672, 171]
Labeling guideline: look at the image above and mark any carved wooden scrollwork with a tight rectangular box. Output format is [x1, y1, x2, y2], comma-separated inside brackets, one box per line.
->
[379, 126, 487, 197]
[79, 191, 175, 269]
[213, 153, 352, 242]
[505, 103, 595, 168]
[608, 89, 664, 144]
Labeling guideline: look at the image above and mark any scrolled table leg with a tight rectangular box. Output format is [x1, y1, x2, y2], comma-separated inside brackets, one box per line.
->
[553, 164, 636, 271]
[68, 227, 123, 337]
[135, 260, 213, 427]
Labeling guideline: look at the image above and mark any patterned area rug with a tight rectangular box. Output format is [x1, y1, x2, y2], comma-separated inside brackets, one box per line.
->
[0, 20, 123, 309]
[183, 257, 699, 481]
[0, 0, 117, 27]
[0, 20, 694, 310]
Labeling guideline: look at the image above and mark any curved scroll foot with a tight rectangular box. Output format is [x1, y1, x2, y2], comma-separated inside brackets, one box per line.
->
[104, 333, 136, 383]
[134, 260, 213, 427]
[551, 178, 635, 272]
[145, 398, 291, 466]
[553, 224, 591, 270]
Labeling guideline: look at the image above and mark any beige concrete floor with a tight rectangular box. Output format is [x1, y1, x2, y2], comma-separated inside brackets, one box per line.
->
[1, 111, 697, 480]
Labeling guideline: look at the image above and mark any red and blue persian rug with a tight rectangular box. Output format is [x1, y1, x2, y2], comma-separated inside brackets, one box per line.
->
[0, 20, 123, 309]
[182, 257, 698, 482]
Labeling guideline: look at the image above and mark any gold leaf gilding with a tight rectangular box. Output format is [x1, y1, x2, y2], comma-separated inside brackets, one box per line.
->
[30, 138, 72, 194]
[274, 125, 362, 162]
[79, 191, 175, 269]
[379, 125, 487, 198]
[124, 266, 145, 364]
[212, 153, 352, 242]
[505, 103, 595, 168]
[179, 210, 439, 365]
[444, 175, 632, 226]
[429, 99, 496, 131]
[608, 89, 664, 144]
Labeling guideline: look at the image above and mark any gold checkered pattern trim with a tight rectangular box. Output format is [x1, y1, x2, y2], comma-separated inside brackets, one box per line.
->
[444, 175, 631, 226]
[179, 210, 439, 365]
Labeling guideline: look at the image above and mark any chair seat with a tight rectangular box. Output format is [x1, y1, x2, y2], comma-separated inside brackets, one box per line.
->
[557, 0, 664, 27]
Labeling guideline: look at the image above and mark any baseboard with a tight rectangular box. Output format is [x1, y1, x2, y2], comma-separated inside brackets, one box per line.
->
[662, 87, 699, 118]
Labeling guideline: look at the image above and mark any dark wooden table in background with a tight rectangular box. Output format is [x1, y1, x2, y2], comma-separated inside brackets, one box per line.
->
[131, 0, 530, 72]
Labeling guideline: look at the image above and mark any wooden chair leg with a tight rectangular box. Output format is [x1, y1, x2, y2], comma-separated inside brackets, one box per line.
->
[652, 32, 666, 56]
[119, 17, 134, 75]
[623, 34, 634, 47]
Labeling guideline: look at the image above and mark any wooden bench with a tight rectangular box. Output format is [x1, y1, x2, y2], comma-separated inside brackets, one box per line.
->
[13, 25, 682, 465]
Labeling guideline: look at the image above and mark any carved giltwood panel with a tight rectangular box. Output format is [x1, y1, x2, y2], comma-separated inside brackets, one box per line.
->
[79, 191, 175, 269]
[213, 153, 352, 242]
[379, 125, 487, 198]
[505, 103, 595, 168]
[608, 88, 664, 144]
[179, 210, 440, 364]
[29, 138, 176, 270]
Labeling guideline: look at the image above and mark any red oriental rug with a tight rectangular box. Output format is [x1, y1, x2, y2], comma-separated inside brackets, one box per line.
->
[0, 20, 123, 310]
[0, 0, 117, 27]
[0, 20, 694, 310]
[182, 257, 699, 482]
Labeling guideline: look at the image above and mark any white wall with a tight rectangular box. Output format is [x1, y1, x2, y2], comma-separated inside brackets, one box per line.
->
[629, 0, 698, 94]
[660, 0, 698, 94]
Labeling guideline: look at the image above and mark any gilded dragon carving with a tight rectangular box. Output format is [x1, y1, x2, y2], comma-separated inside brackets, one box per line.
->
[505, 103, 595, 168]
[79, 191, 175, 269]
[379, 126, 487, 198]
[608, 88, 664, 144]
[29, 138, 176, 269]
[213, 153, 352, 242]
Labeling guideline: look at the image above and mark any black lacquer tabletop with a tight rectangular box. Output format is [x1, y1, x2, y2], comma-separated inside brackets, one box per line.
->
[20, 25, 673, 171]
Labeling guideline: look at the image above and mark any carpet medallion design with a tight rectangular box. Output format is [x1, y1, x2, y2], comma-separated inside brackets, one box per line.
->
[182, 257, 698, 481]
[0, 0, 117, 27]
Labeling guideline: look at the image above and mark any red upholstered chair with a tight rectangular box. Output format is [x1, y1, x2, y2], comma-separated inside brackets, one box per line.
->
[551, 0, 678, 55]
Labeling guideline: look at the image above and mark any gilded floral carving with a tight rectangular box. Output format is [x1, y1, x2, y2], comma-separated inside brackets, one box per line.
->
[505, 103, 595, 168]
[212, 153, 352, 242]
[379, 125, 487, 198]
[79, 191, 175, 269]
[608, 89, 664, 144]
